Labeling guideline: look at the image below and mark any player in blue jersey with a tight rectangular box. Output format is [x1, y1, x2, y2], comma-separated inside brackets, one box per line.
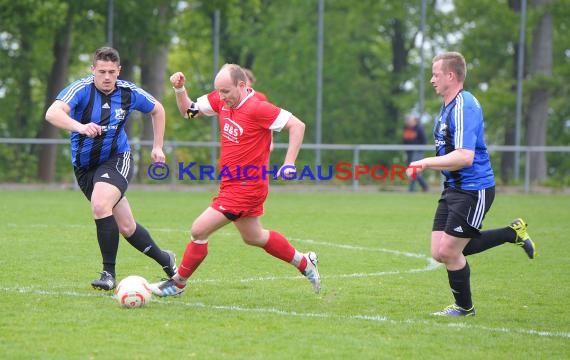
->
[406, 52, 536, 317]
[45, 47, 177, 291]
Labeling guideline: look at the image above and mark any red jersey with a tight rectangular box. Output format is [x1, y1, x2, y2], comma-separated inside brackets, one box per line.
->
[195, 89, 291, 216]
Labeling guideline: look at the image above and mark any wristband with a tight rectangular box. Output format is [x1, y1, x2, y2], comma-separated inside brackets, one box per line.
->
[187, 102, 199, 118]
[173, 86, 186, 93]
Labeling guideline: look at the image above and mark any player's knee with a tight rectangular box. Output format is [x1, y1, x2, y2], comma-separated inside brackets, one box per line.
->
[241, 236, 256, 246]
[240, 228, 268, 247]
[241, 233, 265, 247]
[118, 222, 136, 237]
[431, 250, 444, 263]
[190, 226, 207, 241]
[91, 200, 112, 218]
[434, 247, 457, 264]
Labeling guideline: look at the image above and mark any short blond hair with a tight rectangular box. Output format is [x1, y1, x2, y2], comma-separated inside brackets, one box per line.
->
[433, 52, 467, 82]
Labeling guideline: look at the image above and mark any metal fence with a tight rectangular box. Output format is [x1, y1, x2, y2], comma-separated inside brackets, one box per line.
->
[1, 138, 569, 193]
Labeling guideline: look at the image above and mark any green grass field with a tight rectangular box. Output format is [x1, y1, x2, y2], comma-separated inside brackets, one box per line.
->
[1, 189, 568, 359]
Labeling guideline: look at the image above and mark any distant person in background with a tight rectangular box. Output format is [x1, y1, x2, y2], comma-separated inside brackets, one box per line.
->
[45, 46, 177, 291]
[244, 68, 268, 102]
[402, 114, 429, 192]
[245, 68, 273, 152]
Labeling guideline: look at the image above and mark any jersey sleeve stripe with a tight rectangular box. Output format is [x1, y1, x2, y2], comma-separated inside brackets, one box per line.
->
[196, 94, 217, 116]
[269, 109, 292, 132]
[454, 94, 464, 149]
[59, 76, 93, 103]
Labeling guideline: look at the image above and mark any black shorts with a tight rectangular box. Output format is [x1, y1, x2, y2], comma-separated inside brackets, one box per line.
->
[432, 186, 495, 238]
[74, 152, 134, 201]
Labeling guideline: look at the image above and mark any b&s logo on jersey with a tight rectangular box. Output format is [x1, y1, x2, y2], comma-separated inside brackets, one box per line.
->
[115, 108, 127, 121]
[222, 118, 243, 143]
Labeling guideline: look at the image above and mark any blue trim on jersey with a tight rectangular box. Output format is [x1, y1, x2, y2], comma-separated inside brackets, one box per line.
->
[57, 75, 157, 168]
[433, 90, 495, 190]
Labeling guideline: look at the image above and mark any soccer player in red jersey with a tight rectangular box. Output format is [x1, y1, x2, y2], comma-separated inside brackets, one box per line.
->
[150, 64, 320, 296]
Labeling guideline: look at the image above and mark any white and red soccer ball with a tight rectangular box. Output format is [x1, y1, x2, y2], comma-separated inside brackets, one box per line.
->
[115, 275, 152, 308]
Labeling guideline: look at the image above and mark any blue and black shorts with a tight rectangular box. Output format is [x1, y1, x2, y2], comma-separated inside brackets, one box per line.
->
[74, 152, 133, 201]
[432, 186, 495, 238]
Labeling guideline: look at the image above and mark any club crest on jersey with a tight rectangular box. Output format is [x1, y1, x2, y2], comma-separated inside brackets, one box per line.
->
[222, 118, 244, 143]
[439, 122, 447, 133]
[115, 108, 127, 121]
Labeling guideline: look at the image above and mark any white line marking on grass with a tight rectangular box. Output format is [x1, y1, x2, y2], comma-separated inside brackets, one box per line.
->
[4, 286, 567, 339]
[172, 235, 441, 284]
[15, 223, 442, 281]
[230, 260, 439, 284]
[146, 298, 570, 340]
[7, 224, 567, 339]
[291, 238, 430, 258]
[7, 286, 570, 339]
[1, 286, 108, 298]
[247, 237, 442, 282]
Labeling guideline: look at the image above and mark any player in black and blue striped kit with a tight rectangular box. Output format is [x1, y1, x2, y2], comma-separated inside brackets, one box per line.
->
[406, 52, 536, 317]
[45, 47, 176, 290]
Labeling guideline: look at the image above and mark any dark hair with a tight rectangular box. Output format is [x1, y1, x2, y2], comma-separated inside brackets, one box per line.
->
[433, 52, 466, 82]
[93, 47, 120, 66]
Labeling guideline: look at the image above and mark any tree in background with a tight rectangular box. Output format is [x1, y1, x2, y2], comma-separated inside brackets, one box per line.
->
[526, 0, 552, 183]
[0, 0, 568, 186]
[37, 2, 78, 182]
[110, 0, 178, 181]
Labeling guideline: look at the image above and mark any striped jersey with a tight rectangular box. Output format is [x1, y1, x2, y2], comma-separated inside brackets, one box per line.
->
[433, 90, 495, 190]
[57, 75, 157, 168]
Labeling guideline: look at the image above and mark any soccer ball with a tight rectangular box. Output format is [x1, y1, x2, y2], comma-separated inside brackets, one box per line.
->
[115, 275, 152, 308]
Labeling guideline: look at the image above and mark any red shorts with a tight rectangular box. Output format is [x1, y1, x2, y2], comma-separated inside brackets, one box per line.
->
[211, 181, 269, 220]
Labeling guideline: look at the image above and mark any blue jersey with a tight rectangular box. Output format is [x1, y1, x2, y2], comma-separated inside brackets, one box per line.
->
[57, 75, 157, 168]
[433, 90, 495, 190]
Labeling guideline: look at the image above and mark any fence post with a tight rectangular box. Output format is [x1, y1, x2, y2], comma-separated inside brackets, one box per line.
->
[170, 142, 176, 187]
[352, 146, 360, 191]
[524, 147, 531, 193]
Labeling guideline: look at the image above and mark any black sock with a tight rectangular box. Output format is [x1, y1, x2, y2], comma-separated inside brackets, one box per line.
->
[463, 227, 516, 256]
[95, 215, 119, 277]
[125, 223, 169, 267]
[447, 262, 472, 309]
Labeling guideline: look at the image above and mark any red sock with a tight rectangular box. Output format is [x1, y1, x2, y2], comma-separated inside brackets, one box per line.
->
[178, 241, 208, 279]
[264, 231, 307, 270]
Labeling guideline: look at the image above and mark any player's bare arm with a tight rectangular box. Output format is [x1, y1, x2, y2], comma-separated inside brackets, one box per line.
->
[406, 148, 474, 177]
[278, 115, 305, 177]
[170, 71, 202, 119]
[45, 100, 101, 138]
[149, 102, 166, 163]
